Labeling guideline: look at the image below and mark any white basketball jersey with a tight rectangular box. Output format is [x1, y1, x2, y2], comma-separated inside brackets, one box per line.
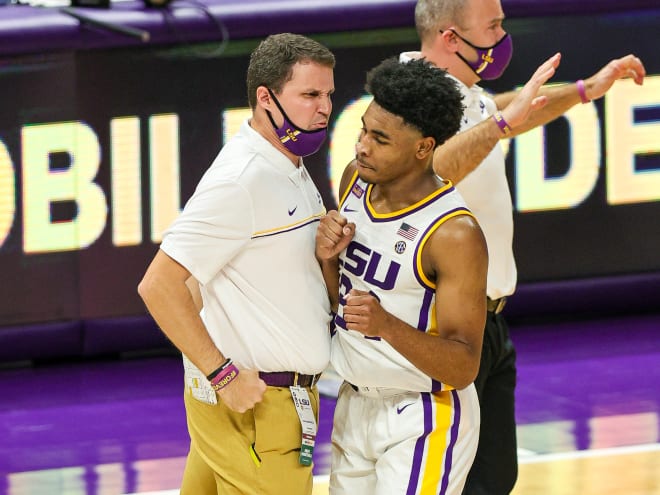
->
[331, 172, 474, 392]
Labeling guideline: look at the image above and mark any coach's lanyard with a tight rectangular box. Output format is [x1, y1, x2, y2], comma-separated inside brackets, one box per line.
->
[290, 386, 317, 466]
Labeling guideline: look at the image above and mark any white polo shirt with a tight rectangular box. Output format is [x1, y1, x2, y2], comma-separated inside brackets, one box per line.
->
[400, 52, 517, 300]
[161, 119, 331, 374]
[449, 76, 516, 299]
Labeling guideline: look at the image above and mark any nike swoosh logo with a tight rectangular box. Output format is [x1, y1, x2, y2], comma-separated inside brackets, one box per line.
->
[288, 206, 297, 216]
[397, 402, 414, 414]
[343, 205, 357, 213]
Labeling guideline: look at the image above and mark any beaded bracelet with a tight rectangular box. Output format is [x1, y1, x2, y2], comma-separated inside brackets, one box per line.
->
[492, 111, 511, 135]
[576, 79, 590, 104]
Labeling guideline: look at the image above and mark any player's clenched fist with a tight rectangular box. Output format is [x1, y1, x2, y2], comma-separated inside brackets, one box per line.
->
[343, 289, 396, 339]
[316, 210, 356, 261]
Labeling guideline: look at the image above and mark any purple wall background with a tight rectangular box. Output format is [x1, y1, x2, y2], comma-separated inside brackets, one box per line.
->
[1, 0, 659, 56]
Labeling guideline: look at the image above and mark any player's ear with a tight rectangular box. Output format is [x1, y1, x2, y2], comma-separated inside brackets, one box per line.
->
[416, 137, 435, 159]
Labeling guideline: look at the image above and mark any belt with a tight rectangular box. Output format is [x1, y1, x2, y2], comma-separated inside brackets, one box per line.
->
[487, 296, 507, 314]
[258, 371, 321, 388]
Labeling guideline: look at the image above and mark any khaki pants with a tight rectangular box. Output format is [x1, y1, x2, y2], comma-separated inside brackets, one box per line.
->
[181, 385, 319, 495]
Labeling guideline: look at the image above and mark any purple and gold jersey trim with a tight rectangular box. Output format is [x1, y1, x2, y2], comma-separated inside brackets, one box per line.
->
[406, 390, 461, 494]
[339, 170, 457, 223]
[419, 295, 454, 393]
[413, 207, 476, 290]
[364, 181, 456, 222]
[337, 169, 360, 208]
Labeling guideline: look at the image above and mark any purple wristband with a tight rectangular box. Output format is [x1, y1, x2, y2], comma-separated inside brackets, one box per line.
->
[209, 362, 240, 391]
[576, 79, 590, 103]
[492, 112, 511, 135]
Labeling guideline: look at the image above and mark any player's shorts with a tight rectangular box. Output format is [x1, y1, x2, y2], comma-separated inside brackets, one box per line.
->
[330, 382, 479, 495]
[180, 385, 319, 495]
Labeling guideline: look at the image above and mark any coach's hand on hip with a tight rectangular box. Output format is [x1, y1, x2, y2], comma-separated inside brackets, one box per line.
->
[217, 369, 267, 413]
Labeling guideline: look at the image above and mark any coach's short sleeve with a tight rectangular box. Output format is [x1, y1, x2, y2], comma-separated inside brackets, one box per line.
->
[160, 179, 253, 285]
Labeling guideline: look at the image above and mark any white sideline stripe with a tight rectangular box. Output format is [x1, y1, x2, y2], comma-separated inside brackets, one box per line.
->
[124, 492, 180, 495]
[315, 474, 330, 484]
[516, 447, 537, 457]
[122, 444, 660, 495]
[518, 442, 660, 464]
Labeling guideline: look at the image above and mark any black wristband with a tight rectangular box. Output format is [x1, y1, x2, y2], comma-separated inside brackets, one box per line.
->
[206, 358, 232, 381]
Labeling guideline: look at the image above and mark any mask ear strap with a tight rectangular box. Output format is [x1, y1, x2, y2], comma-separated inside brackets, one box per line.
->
[267, 88, 288, 116]
[455, 52, 482, 78]
[265, 88, 288, 131]
[449, 28, 478, 49]
[265, 109, 280, 130]
[267, 87, 324, 136]
[439, 28, 459, 50]
[444, 28, 479, 75]
[454, 30, 510, 51]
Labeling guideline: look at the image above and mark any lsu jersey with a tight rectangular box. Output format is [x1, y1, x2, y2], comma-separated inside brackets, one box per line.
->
[331, 171, 475, 392]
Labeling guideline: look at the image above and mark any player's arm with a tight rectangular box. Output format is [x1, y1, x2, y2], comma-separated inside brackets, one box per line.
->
[343, 214, 488, 389]
[392, 214, 487, 388]
[138, 250, 266, 412]
[316, 161, 357, 312]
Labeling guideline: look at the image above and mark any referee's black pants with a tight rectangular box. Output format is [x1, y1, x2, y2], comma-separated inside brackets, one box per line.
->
[462, 310, 518, 495]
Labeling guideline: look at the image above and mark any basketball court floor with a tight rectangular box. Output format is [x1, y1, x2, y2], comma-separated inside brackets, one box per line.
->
[1, 313, 658, 495]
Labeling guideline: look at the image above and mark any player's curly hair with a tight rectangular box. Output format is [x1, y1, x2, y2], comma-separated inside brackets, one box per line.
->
[365, 57, 464, 147]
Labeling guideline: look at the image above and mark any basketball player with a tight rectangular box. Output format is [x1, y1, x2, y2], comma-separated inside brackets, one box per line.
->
[315, 57, 489, 495]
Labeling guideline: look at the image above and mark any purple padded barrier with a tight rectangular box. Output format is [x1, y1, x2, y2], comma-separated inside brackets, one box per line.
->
[513, 312, 660, 364]
[502, 0, 660, 18]
[507, 271, 660, 324]
[81, 315, 172, 356]
[0, 0, 418, 56]
[0, 0, 659, 57]
[0, 321, 82, 362]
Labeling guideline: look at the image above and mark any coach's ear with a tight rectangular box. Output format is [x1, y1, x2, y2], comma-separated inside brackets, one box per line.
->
[440, 28, 460, 53]
[416, 137, 436, 160]
[255, 86, 272, 111]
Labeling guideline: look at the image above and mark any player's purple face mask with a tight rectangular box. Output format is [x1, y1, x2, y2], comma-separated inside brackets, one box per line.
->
[266, 88, 328, 157]
[448, 29, 513, 80]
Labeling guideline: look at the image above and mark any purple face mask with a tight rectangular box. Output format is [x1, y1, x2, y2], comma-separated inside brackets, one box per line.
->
[266, 88, 328, 157]
[450, 30, 513, 80]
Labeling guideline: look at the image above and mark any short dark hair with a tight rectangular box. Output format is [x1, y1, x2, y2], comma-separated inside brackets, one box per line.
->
[246, 33, 335, 109]
[365, 57, 464, 147]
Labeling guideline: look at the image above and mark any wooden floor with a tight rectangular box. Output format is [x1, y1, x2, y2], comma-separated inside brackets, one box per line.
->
[512, 445, 660, 495]
[311, 444, 660, 495]
[2, 315, 658, 495]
